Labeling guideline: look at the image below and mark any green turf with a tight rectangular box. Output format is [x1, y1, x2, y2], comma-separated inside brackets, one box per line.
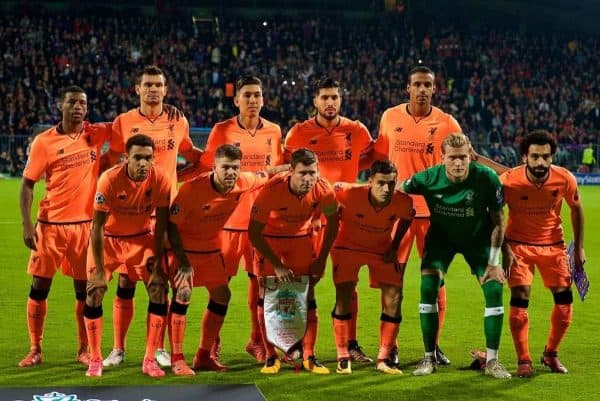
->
[0, 177, 598, 400]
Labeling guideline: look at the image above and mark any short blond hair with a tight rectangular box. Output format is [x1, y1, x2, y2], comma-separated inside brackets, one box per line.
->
[442, 133, 472, 153]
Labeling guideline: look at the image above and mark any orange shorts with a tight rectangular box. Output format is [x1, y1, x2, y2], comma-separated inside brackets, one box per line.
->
[331, 248, 404, 288]
[167, 250, 228, 289]
[254, 235, 316, 277]
[86, 232, 155, 283]
[27, 221, 91, 280]
[221, 230, 254, 277]
[507, 243, 571, 288]
[397, 218, 430, 263]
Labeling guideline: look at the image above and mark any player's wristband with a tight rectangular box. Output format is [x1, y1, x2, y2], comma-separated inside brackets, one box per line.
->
[488, 246, 501, 267]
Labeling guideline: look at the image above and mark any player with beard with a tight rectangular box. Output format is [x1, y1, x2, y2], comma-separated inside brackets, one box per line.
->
[284, 76, 374, 363]
[500, 130, 585, 377]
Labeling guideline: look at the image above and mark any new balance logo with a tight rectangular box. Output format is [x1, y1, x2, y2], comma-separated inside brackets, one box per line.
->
[355, 213, 365, 218]
[395, 127, 403, 133]
[131, 128, 140, 133]
[309, 138, 318, 145]
[56, 149, 65, 155]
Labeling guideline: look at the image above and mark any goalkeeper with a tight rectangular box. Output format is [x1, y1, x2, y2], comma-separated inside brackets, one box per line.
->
[500, 130, 585, 378]
[402, 133, 510, 379]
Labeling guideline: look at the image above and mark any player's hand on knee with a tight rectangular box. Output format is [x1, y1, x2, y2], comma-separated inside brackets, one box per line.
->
[482, 264, 505, 284]
[174, 264, 193, 289]
[86, 271, 108, 306]
[147, 269, 169, 304]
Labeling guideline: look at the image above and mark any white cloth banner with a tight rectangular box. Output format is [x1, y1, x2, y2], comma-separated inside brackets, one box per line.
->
[263, 275, 309, 353]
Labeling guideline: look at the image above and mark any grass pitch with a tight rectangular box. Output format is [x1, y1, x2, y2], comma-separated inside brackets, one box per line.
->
[0, 178, 598, 400]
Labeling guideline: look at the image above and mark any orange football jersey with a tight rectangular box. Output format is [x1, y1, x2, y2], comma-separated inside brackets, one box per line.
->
[251, 173, 337, 237]
[24, 122, 111, 223]
[94, 164, 171, 236]
[501, 165, 580, 245]
[284, 116, 373, 183]
[333, 183, 414, 253]
[170, 171, 268, 251]
[200, 116, 284, 230]
[374, 104, 461, 217]
[110, 108, 192, 198]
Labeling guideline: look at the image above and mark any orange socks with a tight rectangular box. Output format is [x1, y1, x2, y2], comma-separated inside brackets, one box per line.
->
[248, 276, 261, 341]
[113, 296, 134, 350]
[547, 303, 572, 352]
[509, 306, 530, 361]
[377, 316, 400, 361]
[302, 307, 318, 360]
[26, 298, 47, 350]
[332, 312, 351, 360]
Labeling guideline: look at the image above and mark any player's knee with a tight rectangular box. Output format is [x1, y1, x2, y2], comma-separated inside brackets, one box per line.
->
[175, 285, 192, 304]
[553, 290, 573, 305]
[116, 286, 135, 300]
[510, 297, 529, 309]
[482, 280, 503, 307]
[83, 304, 103, 319]
[148, 286, 166, 304]
[148, 301, 168, 316]
[31, 276, 52, 291]
[118, 273, 136, 288]
[331, 311, 352, 321]
[207, 299, 228, 316]
[29, 286, 49, 301]
[381, 312, 402, 324]
[87, 285, 107, 307]
[75, 291, 86, 302]
[170, 300, 189, 316]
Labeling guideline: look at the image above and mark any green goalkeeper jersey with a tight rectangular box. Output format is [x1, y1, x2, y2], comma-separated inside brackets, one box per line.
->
[403, 163, 503, 246]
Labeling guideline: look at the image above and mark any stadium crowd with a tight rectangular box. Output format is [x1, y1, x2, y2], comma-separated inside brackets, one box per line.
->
[0, 14, 598, 174]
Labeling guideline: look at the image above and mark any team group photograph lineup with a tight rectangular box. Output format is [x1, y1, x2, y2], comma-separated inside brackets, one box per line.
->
[0, 1, 597, 400]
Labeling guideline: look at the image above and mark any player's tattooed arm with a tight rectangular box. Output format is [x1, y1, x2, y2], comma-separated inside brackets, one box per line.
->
[87, 210, 109, 306]
[265, 164, 290, 176]
[482, 208, 506, 284]
[167, 221, 193, 289]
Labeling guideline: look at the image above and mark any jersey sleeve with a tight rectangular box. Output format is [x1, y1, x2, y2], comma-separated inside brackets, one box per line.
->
[177, 117, 193, 153]
[332, 182, 352, 207]
[169, 183, 190, 225]
[563, 171, 581, 207]
[356, 121, 374, 156]
[250, 186, 272, 224]
[22, 136, 48, 182]
[402, 170, 428, 195]
[283, 124, 299, 162]
[396, 193, 415, 220]
[94, 173, 112, 213]
[273, 126, 285, 165]
[447, 114, 462, 134]
[373, 112, 390, 160]
[109, 116, 125, 153]
[198, 126, 221, 169]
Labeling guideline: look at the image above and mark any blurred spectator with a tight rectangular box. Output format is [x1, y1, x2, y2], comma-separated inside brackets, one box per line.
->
[0, 14, 597, 173]
[0, 151, 14, 175]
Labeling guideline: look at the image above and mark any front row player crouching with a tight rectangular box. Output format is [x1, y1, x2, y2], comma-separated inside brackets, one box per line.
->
[402, 133, 511, 379]
[331, 160, 413, 375]
[165, 144, 282, 375]
[249, 148, 339, 375]
[84, 134, 186, 378]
